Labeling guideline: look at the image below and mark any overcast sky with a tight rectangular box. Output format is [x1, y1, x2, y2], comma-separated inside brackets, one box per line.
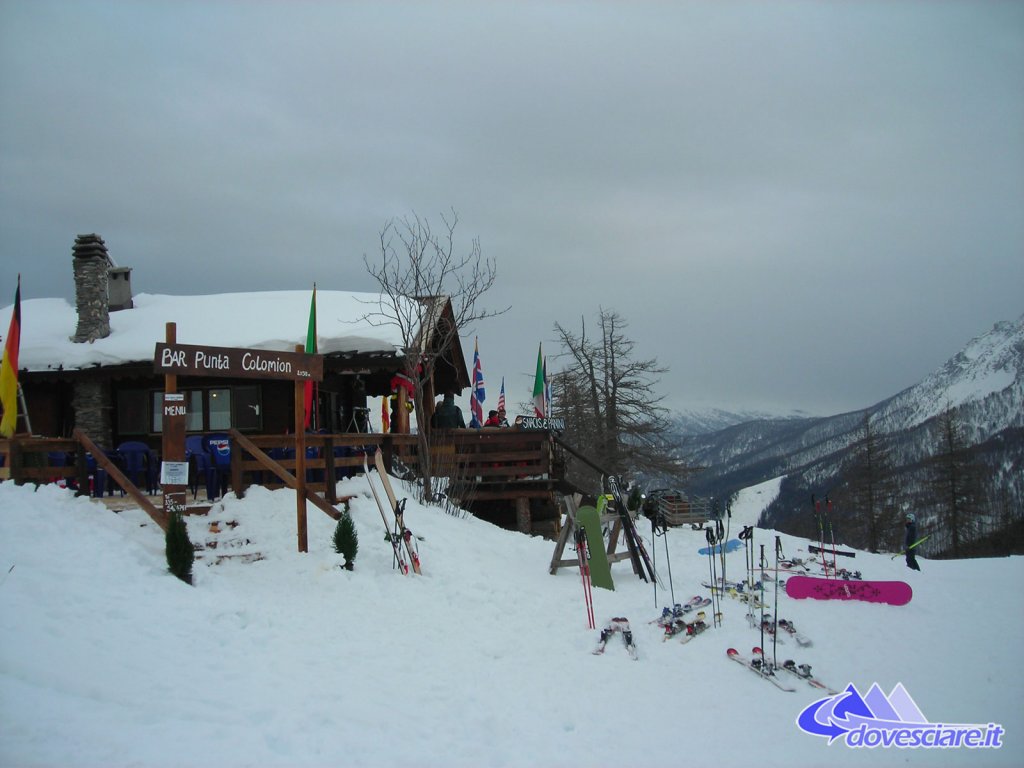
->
[2, 1, 1022, 416]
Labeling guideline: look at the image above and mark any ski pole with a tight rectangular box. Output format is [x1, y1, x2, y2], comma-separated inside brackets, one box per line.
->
[706, 527, 720, 627]
[826, 494, 838, 574]
[653, 510, 675, 608]
[652, 513, 658, 610]
[739, 525, 755, 625]
[713, 526, 723, 626]
[773, 535, 782, 668]
[717, 517, 726, 585]
[575, 527, 595, 629]
[759, 544, 767, 652]
[892, 534, 931, 559]
[812, 494, 829, 578]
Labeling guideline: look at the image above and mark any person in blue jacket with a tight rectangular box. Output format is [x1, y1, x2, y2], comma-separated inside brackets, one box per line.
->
[904, 513, 922, 571]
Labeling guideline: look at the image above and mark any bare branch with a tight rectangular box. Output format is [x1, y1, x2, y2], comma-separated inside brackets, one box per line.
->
[361, 210, 509, 497]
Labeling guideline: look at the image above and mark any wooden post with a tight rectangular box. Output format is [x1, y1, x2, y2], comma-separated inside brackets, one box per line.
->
[74, 443, 89, 497]
[230, 437, 245, 499]
[294, 344, 308, 553]
[161, 323, 188, 521]
[395, 387, 409, 434]
[515, 497, 532, 534]
[323, 435, 337, 505]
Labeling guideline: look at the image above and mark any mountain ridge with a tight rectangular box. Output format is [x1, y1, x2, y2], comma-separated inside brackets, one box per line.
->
[676, 314, 1024, 554]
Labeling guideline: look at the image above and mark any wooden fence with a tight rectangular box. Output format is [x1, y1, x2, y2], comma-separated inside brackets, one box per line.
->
[1, 428, 561, 533]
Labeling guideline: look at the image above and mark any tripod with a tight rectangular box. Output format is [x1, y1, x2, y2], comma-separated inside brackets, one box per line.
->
[346, 406, 371, 433]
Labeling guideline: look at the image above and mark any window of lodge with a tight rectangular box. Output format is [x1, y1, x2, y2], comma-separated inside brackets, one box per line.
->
[119, 386, 262, 434]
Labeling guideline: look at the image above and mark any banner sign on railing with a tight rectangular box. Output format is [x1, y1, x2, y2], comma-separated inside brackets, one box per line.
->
[515, 416, 566, 432]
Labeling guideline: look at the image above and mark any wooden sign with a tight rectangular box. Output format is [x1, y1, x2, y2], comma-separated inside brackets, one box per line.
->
[154, 342, 323, 382]
[162, 392, 187, 518]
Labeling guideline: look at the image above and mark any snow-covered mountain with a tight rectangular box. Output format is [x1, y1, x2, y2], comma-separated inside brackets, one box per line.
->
[670, 406, 810, 437]
[678, 314, 1024, 552]
[871, 316, 1024, 441]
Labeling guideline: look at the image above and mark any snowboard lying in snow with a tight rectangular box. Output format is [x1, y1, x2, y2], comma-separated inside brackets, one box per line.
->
[784, 575, 912, 606]
[697, 538, 742, 556]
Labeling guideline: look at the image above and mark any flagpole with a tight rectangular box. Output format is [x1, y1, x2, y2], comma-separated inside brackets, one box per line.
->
[16, 383, 32, 435]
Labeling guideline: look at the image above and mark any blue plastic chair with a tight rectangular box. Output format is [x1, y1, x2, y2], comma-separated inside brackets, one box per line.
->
[85, 450, 117, 497]
[47, 451, 77, 490]
[186, 435, 214, 500]
[117, 441, 158, 495]
[206, 433, 232, 500]
[333, 443, 353, 481]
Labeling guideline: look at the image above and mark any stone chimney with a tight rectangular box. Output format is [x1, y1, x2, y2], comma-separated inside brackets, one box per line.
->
[72, 234, 112, 342]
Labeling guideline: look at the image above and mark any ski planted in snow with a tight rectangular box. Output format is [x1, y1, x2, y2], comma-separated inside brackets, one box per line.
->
[373, 449, 422, 575]
[606, 476, 657, 583]
[363, 453, 409, 575]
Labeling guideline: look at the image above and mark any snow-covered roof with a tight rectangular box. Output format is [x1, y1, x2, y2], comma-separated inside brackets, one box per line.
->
[3, 290, 413, 373]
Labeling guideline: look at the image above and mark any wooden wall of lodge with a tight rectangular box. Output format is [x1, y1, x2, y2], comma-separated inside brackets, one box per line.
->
[0, 429, 558, 508]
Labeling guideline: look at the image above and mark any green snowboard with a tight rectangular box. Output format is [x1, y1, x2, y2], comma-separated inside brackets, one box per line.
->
[576, 505, 614, 591]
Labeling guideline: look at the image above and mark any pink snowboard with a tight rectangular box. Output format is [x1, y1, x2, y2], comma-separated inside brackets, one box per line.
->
[785, 575, 912, 606]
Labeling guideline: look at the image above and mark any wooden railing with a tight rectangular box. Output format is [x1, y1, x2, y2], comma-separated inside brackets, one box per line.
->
[0, 432, 168, 531]
[229, 428, 556, 502]
[3, 428, 559, 501]
[0, 437, 82, 485]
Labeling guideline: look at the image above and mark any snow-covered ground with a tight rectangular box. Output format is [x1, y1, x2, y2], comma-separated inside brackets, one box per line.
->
[1, 474, 1020, 767]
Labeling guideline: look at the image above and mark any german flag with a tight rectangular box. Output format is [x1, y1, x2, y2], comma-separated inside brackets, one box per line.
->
[0, 275, 21, 437]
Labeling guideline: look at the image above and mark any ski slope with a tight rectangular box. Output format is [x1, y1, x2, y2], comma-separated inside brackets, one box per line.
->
[0, 475, 1020, 767]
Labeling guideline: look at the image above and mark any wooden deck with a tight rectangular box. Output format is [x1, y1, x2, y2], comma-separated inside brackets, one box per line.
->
[1, 428, 569, 537]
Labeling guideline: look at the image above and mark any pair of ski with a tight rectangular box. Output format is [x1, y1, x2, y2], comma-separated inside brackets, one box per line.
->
[592, 617, 638, 660]
[727, 647, 836, 693]
[664, 611, 708, 643]
[727, 647, 795, 692]
[780, 660, 839, 695]
[651, 595, 711, 626]
[364, 450, 421, 575]
[751, 615, 812, 647]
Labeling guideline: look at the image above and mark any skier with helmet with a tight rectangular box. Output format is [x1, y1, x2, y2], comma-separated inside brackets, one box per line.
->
[904, 513, 922, 571]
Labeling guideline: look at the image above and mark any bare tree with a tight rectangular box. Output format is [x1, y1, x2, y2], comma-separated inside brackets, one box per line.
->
[930, 404, 982, 557]
[552, 307, 691, 490]
[840, 412, 898, 552]
[362, 210, 506, 499]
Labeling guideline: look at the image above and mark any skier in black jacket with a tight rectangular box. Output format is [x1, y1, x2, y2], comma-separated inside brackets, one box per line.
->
[904, 513, 922, 571]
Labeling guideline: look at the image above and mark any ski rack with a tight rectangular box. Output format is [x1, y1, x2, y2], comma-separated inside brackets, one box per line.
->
[548, 494, 634, 576]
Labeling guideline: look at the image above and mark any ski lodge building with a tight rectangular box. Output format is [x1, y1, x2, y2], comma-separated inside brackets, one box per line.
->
[0, 234, 567, 536]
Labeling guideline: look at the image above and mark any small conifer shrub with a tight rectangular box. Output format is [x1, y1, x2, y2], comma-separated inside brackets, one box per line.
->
[165, 511, 195, 585]
[333, 504, 359, 571]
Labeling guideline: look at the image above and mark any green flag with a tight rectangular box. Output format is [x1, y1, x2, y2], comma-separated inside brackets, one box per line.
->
[532, 342, 545, 417]
[303, 284, 317, 429]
